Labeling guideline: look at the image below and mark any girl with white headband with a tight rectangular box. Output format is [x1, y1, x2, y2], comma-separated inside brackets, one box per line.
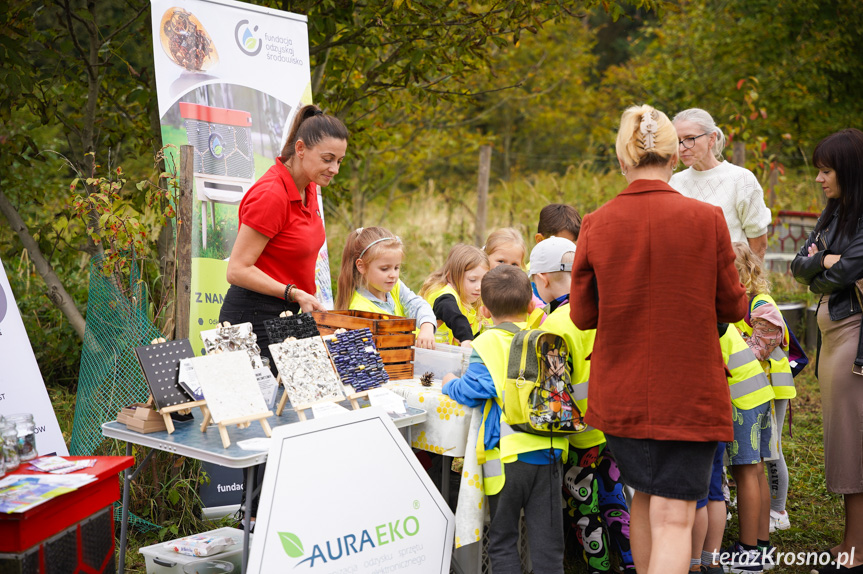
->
[335, 226, 437, 349]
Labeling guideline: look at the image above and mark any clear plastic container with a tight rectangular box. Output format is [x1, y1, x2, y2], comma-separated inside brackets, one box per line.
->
[3, 425, 20, 471]
[412, 342, 473, 381]
[6, 413, 38, 461]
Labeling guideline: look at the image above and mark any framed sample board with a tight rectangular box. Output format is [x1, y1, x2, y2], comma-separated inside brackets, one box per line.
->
[324, 328, 388, 392]
[247, 408, 454, 573]
[263, 314, 320, 344]
[189, 352, 267, 423]
[134, 339, 195, 410]
[200, 322, 264, 369]
[269, 338, 343, 406]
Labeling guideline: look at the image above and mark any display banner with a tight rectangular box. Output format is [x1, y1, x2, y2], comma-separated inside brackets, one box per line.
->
[150, 0, 333, 356]
[248, 408, 455, 573]
[0, 259, 68, 456]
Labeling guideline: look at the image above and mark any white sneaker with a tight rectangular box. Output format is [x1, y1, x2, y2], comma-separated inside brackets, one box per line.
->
[769, 509, 790, 533]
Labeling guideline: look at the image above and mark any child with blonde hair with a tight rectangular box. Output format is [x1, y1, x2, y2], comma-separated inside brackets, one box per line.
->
[733, 241, 797, 536]
[484, 227, 546, 324]
[483, 227, 527, 269]
[420, 244, 489, 347]
[718, 241, 786, 573]
[336, 226, 436, 349]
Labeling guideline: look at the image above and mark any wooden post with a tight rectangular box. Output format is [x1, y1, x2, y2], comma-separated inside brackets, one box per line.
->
[175, 145, 194, 340]
[732, 140, 746, 167]
[768, 166, 778, 208]
[475, 145, 492, 247]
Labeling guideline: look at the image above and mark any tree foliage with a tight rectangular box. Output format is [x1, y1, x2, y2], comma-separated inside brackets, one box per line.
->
[599, 0, 863, 161]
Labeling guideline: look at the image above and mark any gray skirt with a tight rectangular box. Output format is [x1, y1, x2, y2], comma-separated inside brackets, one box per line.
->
[816, 297, 863, 494]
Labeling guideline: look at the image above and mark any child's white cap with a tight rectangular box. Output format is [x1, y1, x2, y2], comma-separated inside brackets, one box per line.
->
[528, 236, 576, 277]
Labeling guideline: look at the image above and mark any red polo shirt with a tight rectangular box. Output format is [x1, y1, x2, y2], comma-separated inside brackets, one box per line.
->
[238, 160, 325, 295]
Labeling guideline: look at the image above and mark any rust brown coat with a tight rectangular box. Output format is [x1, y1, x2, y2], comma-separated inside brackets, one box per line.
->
[570, 179, 747, 442]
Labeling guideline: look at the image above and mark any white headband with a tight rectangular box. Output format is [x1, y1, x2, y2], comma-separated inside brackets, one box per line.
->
[358, 236, 401, 260]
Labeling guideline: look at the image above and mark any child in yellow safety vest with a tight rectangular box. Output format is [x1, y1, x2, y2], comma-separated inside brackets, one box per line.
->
[442, 265, 567, 574]
[716, 242, 780, 574]
[335, 226, 436, 349]
[732, 241, 795, 534]
[529, 237, 635, 574]
[419, 244, 489, 347]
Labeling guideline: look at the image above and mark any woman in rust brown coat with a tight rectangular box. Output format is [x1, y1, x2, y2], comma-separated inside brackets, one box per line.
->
[570, 104, 747, 574]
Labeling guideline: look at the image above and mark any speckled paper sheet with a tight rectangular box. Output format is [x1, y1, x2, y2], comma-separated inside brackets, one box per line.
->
[189, 351, 269, 422]
[269, 337, 345, 406]
[200, 322, 264, 369]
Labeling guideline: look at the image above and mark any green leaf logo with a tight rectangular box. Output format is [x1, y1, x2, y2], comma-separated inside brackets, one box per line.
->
[279, 532, 304, 558]
[245, 38, 257, 50]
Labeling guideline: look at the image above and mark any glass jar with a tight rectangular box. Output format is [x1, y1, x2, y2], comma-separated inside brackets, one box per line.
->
[6, 414, 37, 461]
[3, 425, 19, 471]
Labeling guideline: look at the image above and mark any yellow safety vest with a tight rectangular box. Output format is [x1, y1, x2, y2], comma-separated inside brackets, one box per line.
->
[734, 294, 796, 400]
[471, 324, 570, 496]
[720, 325, 775, 409]
[349, 282, 407, 317]
[424, 284, 484, 344]
[540, 303, 605, 449]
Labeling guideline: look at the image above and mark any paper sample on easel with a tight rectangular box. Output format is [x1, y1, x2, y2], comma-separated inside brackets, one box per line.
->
[189, 351, 268, 423]
[269, 337, 344, 405]
[200, 322, 264, 369]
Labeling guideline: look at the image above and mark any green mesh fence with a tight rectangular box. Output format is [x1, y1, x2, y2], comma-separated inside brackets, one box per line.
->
[71, 254, 162, 532]
[71, 254, 162, 455]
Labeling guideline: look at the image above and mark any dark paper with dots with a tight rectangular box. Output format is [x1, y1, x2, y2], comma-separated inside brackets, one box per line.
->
[134, 339, 195, 410]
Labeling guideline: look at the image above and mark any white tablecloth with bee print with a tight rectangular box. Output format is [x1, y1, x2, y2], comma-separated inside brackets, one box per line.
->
[387, 378, 485, 549]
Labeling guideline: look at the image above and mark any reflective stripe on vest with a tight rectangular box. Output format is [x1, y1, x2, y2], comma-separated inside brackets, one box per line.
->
[482, 451, 505, 495]
[721, 327, 775, 409]
[735, 294, 796, 399]
[571, 380, 588, 402]
[768, 346, 795, 398]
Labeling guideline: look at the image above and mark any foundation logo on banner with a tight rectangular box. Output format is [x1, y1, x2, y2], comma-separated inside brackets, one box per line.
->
[235, 19, 262, 56]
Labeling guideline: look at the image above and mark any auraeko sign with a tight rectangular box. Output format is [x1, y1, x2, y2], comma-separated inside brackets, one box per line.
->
[248, 408, 454, 573]
[0, 258, 68, 456]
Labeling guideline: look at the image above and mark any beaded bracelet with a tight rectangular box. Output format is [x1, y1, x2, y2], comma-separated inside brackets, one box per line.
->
[284, 283, 295, 302]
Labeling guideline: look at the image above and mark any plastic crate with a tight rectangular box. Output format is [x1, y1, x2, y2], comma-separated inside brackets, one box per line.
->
[139, 527, 248, 573]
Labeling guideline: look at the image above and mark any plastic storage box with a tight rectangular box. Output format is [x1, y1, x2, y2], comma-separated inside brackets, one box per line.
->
[412, 343, 472, 381]
[139, 527, 249, 573]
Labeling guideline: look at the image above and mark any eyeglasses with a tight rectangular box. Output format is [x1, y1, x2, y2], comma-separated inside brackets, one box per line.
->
[678, 133, 708, 149]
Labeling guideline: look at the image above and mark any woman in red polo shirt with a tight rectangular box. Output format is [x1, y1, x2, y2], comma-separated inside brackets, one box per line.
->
[219, 104, 348, 366]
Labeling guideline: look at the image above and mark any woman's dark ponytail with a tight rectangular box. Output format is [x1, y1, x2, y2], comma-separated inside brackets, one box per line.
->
[279, 104, 349, 162]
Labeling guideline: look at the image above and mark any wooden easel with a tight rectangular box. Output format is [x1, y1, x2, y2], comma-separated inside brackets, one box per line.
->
[198, 408, 273, 448]
[279, 384, 368, 420]
[144, 338, 210, 434]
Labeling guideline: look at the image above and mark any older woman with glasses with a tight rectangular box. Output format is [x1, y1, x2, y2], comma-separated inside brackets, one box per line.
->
[669, 108, 772, 260]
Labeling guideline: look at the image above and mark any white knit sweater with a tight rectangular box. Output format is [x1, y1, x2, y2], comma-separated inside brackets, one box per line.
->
[670, 161, 772, 243]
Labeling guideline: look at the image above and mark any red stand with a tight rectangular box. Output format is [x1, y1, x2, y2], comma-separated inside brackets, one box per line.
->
[0, 456, 134, 573]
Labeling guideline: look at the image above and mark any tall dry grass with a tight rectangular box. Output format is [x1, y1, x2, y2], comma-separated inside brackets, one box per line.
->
[326, 166, 623, 295]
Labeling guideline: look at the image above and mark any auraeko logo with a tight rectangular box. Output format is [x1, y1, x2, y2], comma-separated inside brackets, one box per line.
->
[235, 19, 262, 56]
[280, 515, 420, 568]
